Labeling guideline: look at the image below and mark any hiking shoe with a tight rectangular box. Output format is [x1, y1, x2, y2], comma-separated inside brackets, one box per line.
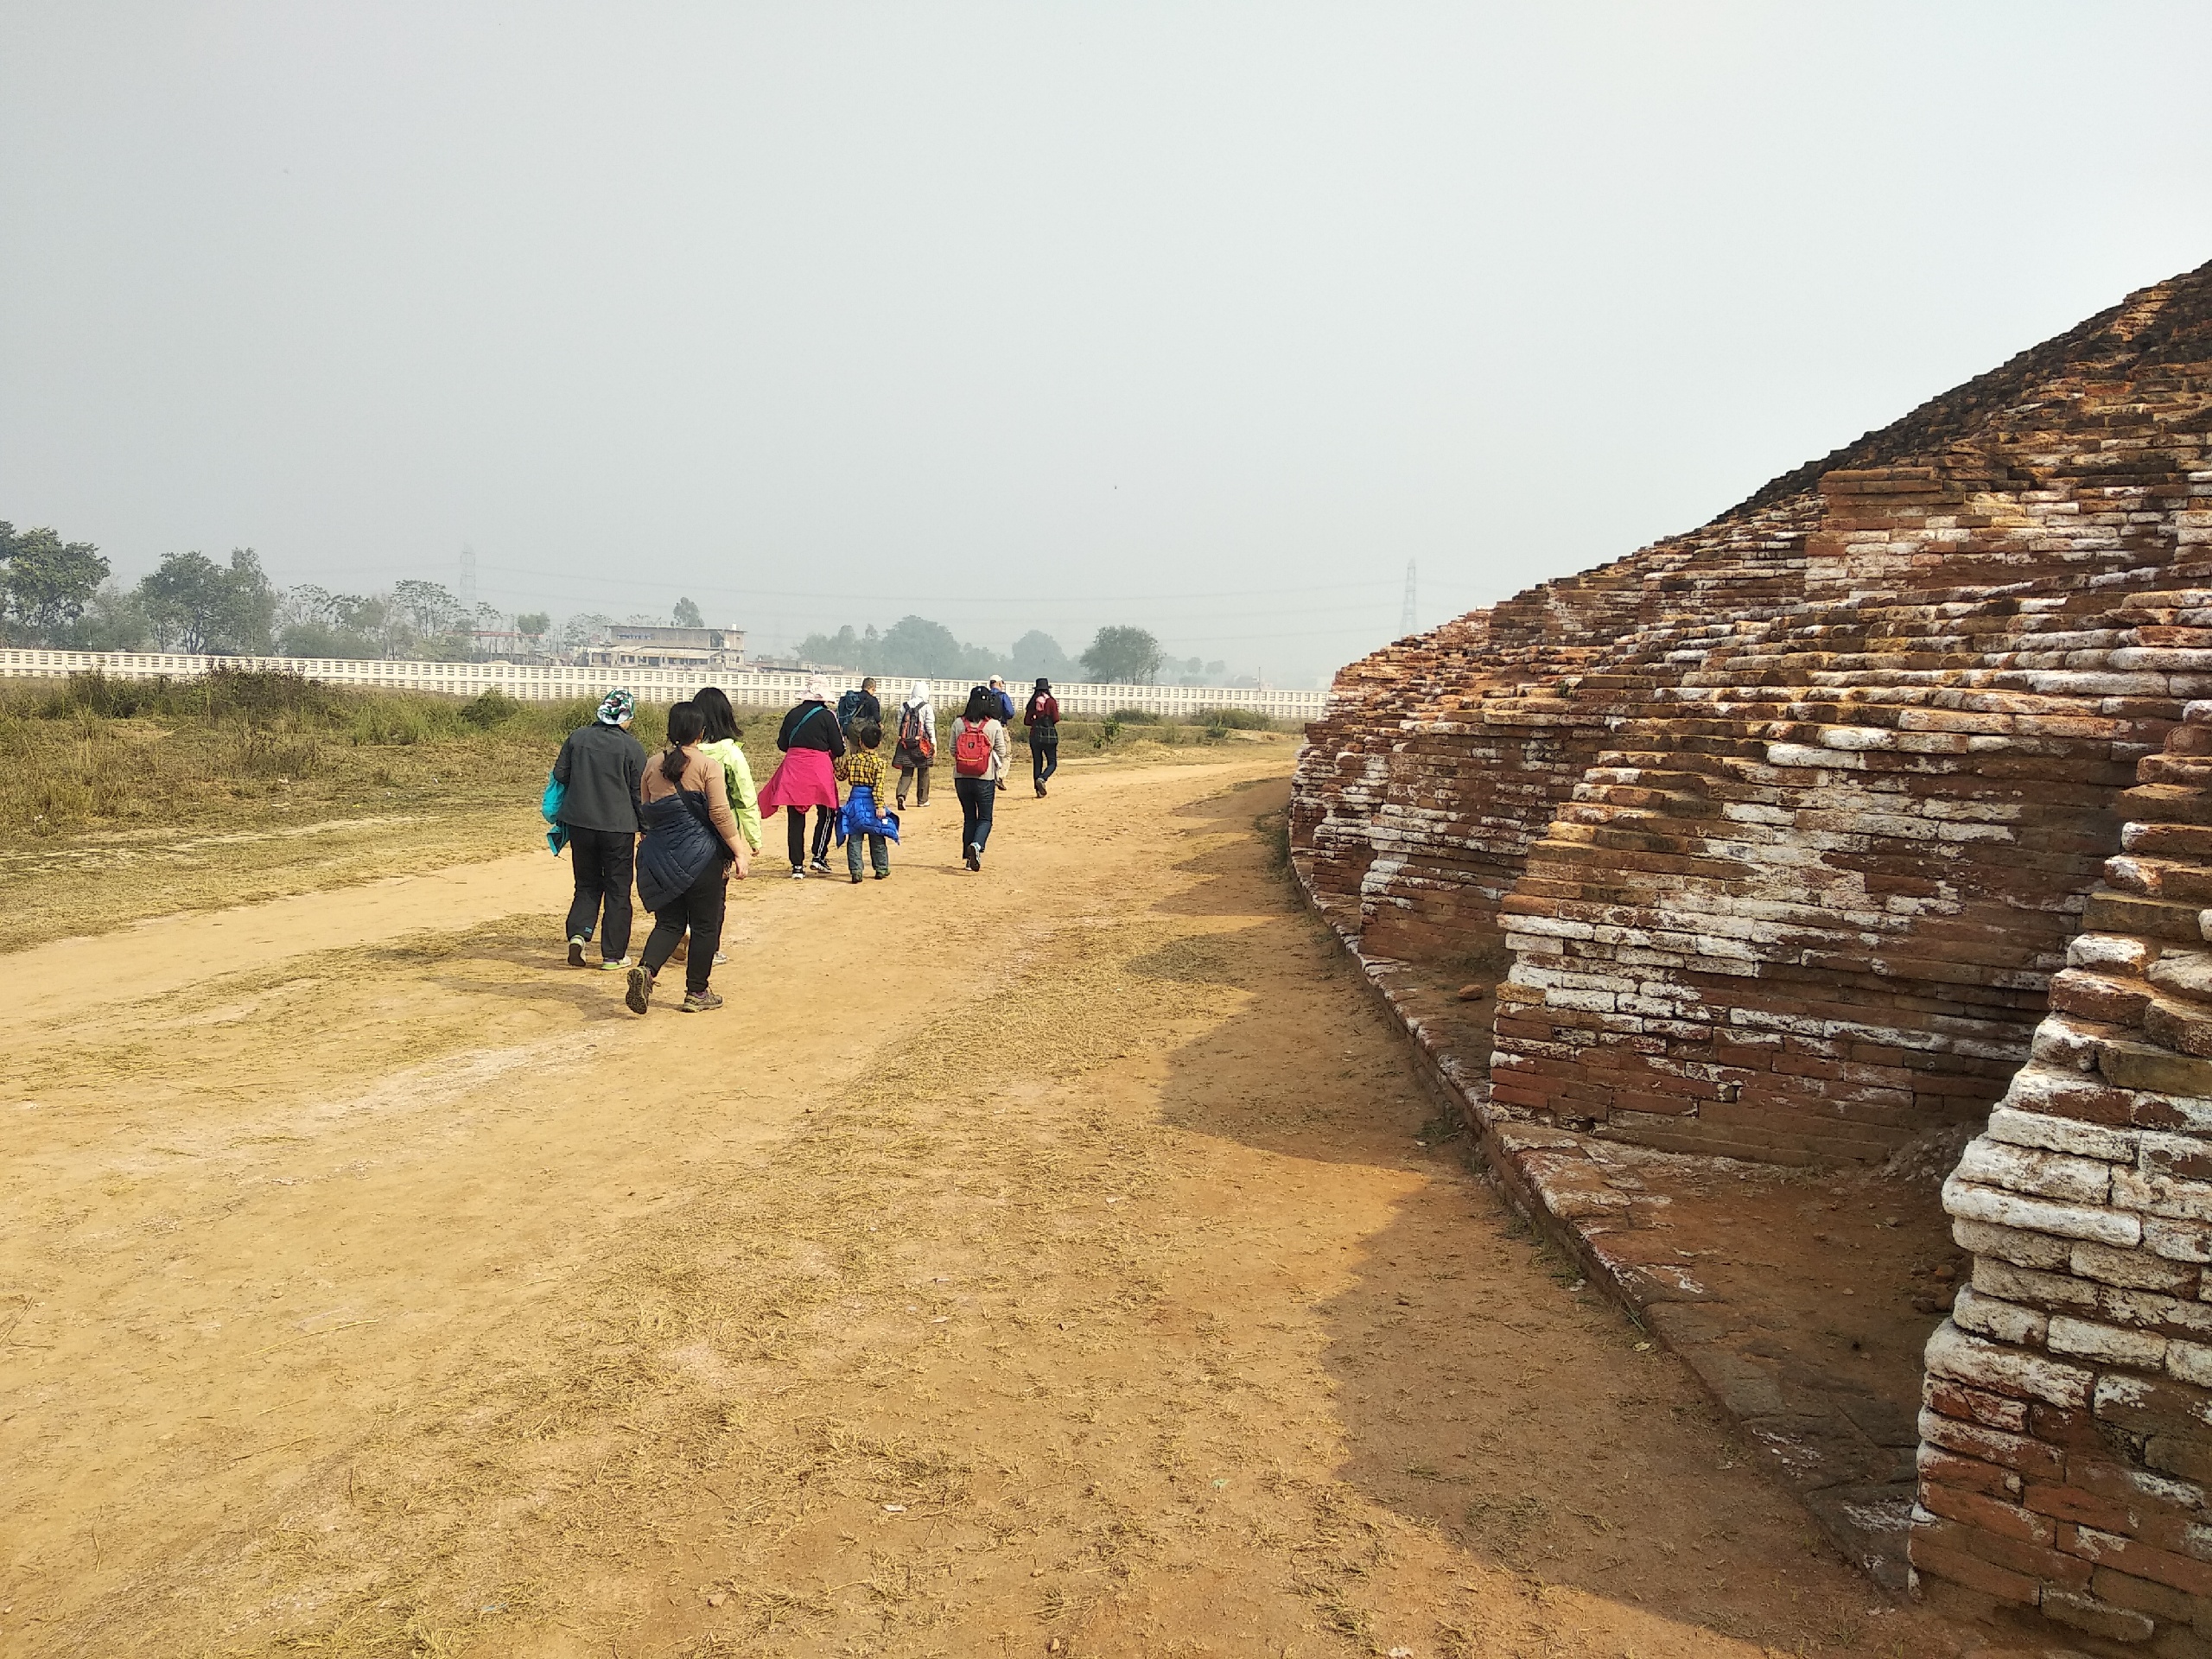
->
[680, 989, 725, 1014]
[625, 965, 654, 1014]
[850, 873, 863, 884]
[873, 870, 889, 880]
[600, 957, 633, 971]
[568, 936, 587, 968]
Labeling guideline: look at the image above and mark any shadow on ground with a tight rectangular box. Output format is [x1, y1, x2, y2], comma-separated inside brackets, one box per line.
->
[1138, 773, 1971, 1656]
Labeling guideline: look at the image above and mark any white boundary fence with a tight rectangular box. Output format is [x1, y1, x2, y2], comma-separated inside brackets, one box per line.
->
[0, 648, 1326, 722]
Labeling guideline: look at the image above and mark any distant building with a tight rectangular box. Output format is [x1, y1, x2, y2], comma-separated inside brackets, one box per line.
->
[579, 624, 747, 672]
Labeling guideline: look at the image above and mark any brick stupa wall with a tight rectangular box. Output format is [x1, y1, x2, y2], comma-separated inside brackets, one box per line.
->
[1291, 261, 2212, 1643]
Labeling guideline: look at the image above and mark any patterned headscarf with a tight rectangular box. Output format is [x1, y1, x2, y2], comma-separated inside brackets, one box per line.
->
[807, 676, 831, 702]
[596, 688, 635, 726]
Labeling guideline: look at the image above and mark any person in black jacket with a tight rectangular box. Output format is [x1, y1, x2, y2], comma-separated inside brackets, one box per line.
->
[759, 677, 849, 876]
[553, 688, 647, 969]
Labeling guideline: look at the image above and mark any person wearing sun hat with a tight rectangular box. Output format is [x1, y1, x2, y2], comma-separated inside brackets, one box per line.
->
[551, 687, 646, 969]
[758, 675, 847, 877]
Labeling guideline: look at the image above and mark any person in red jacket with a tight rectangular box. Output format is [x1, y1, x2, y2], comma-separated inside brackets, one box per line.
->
[1024, 678, 1061, 798]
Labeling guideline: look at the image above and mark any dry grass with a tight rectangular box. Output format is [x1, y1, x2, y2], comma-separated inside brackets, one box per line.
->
[0, 672, 1287, 954]
[0, 670, 681, 838]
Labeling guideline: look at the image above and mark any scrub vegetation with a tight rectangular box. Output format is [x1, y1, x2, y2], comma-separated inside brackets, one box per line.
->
[0, 669, 675, 835]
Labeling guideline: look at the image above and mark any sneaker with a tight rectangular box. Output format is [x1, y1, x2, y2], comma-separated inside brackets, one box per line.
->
[568, 936, 587, 968]
[791, 866, 807, 880]
[873, 870, 889, 880]
[680, 989, 725, 1014]
[1034, 785, 1046, 798]
[600, 956, 633, 972]
[809, 857, 831, 875]
[625, 965, 654, 1014]
[965, 845, 981, 872]
[712, 951, 728, 965]
[850, 873, 863, 884]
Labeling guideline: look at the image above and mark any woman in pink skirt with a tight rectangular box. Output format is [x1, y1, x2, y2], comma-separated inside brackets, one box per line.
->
[759, 677, 848, 878]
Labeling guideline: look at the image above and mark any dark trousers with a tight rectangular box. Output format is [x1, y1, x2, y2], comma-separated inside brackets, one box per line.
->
[564, 825, 634, 961]
[1032, 738, 1058, 790]
[896, 761, 931, 808]
[785, 805, 836, 868]
[640, 864, 725, 995]
[956, 776, 997, 858]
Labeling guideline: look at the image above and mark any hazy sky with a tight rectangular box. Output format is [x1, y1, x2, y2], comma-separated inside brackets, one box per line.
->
[5, 3, 2210, 684]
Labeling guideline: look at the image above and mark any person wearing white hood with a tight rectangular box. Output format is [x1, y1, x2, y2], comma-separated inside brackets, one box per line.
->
[891, 678, 936, 810]
[759, 676, 847, 876]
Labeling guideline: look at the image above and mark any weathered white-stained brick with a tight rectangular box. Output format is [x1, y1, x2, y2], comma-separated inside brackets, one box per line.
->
[2149, 950, 2212, 1001]
[2145, 1218, 2212, 1264]
[2099, 1285, 2212, 1337]
[1952, 1287, 2050, 1346]
[2031, 1015, 2106, 1072]
[1955, 1139, 2114, 1205]
[2071, 1239, 2201, 1294]
[1944, 1175, 2142, 1248]
[1817, 726, 1897, 752]
[1925, 1321, 2094, 1408]
[2168, 1339, 2212, 1389]
[1764, 741, 1861, 770]
[2002, 1065, 2133, 1122]
[1955, 1218, 2073, 1272]
[1975, 1257, 2098, 1309]
[1546, 987, 1618, 1014]
[2068, 932, 2157, 973]
[2095, 1372, 2212, 1433]
[2050, 1314, 2170, 1369]
[2140, 1132, 2212, 1182]
[2114, 1167, 2212, 1224]
[1986, 1105, 2139, 1165]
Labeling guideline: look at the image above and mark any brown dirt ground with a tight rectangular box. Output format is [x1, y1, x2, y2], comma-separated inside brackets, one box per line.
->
[1, 757, 2033, 1657]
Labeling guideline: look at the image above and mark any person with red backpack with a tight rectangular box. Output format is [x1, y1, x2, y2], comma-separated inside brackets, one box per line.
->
[893, 680, 935, 809]
[950, 683, 1010, 872]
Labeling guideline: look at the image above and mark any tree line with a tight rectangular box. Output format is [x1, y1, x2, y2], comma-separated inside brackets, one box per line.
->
[791, 618, 1199, 685]
[0, 524, 1222, 685]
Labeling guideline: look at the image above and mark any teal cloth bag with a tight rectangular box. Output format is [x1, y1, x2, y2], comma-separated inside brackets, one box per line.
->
[541, 772, 569, 855]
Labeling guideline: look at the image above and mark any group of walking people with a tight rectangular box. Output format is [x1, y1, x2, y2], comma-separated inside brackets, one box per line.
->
[547, 671, 1064, 1012]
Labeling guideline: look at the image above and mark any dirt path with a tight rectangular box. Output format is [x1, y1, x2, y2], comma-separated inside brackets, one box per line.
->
[1, 761, 2000, 1657]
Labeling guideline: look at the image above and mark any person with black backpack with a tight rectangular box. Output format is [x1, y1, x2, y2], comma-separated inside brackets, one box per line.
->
[836, 677, 881, 734]
[1024, 677, 1061, 798]
[626, 702, 749, 1014]
[950, 683, 1010, 873]
[893, 679, 935, 809]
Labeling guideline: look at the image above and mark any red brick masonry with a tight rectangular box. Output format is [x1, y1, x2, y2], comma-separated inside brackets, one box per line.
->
[1292, 262, 2212, 1647]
